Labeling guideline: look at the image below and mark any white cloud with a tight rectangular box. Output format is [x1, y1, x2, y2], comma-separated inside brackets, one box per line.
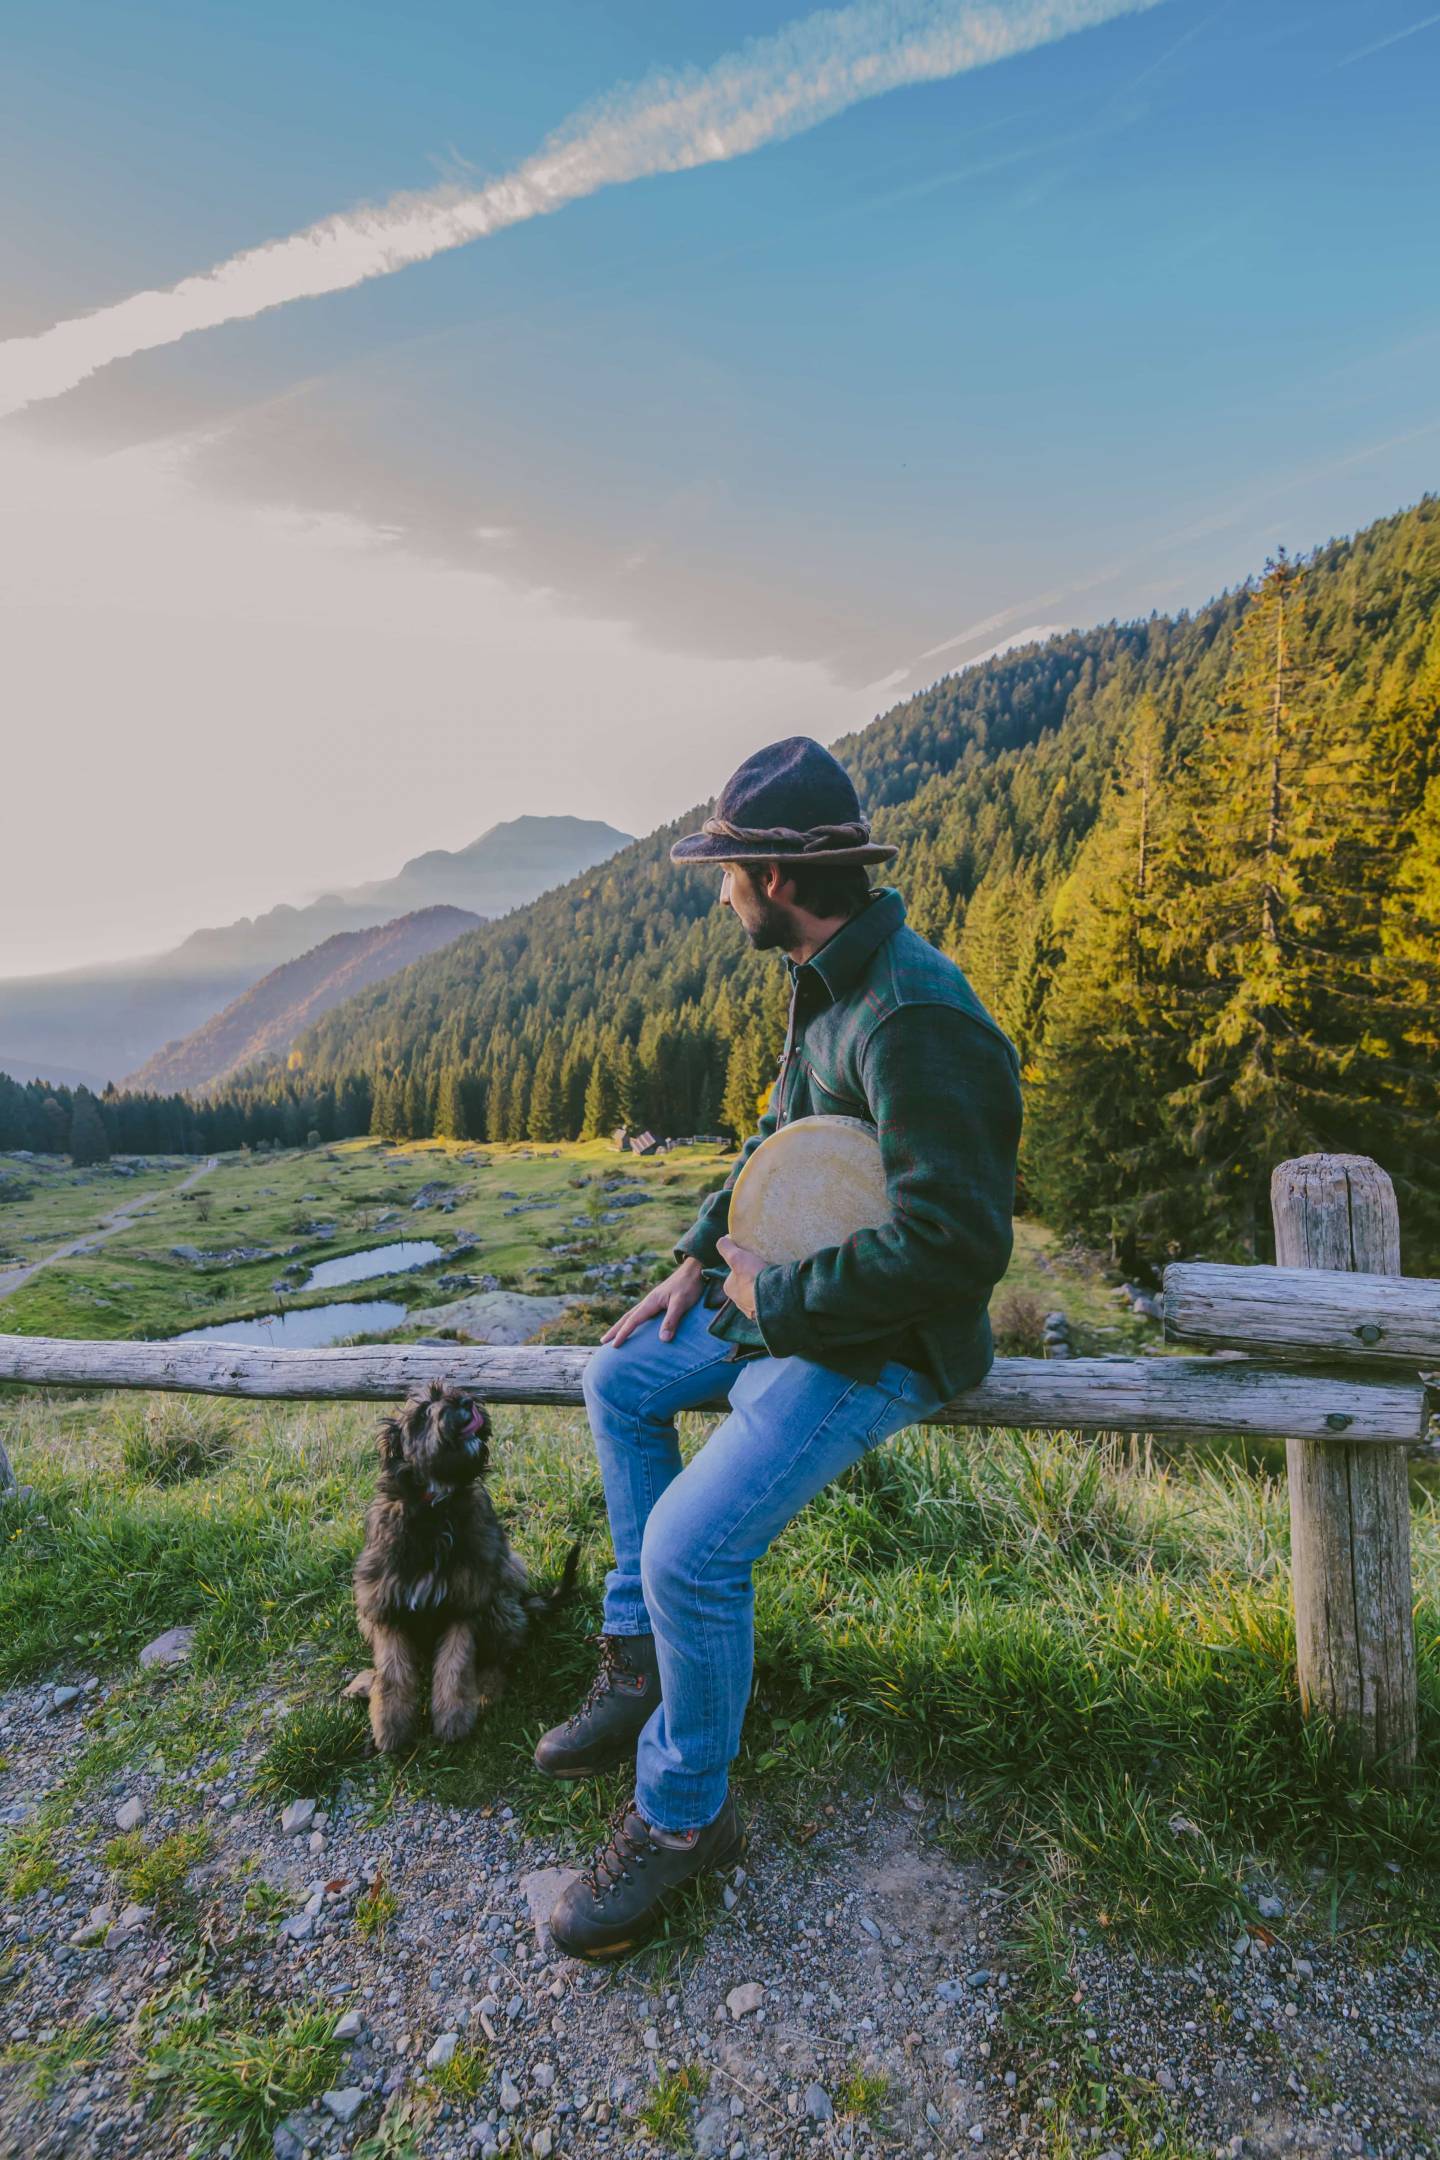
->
[0, 0, 1165, 420]
[863, 619, 1067, 696]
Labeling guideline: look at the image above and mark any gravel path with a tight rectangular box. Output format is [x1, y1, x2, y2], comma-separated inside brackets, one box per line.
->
[1, 1678, 1436, 2159]
[0, 1157, 218, 1304]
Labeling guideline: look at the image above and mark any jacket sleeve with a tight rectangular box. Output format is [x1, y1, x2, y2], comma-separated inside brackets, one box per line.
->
[751, 1004, 1020, 1361]
[673, 1097, 780, 1270]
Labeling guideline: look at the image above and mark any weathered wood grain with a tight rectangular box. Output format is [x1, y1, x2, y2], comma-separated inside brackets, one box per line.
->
[1272, 1155, 1417, 1779]
[0, 1337, 595, 1406]
[0, 1334, 1426, 1446]
[1162, 1261, 1440, 1363]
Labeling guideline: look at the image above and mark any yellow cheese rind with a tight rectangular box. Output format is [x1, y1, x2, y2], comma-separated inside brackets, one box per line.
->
[728, 1115, 890, 1266]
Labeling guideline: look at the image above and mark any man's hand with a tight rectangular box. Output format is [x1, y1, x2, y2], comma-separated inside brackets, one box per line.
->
[716, 1234, 764, 1321]
[601, 1255, 705, 1347]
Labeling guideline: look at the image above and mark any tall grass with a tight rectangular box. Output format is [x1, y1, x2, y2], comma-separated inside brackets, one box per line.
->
[1, 1387, 1435, 1953]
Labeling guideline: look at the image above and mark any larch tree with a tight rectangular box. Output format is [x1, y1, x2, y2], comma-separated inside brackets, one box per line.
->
[1160, 556, 1362, 1253]
[1024, 698, 1181, 1264]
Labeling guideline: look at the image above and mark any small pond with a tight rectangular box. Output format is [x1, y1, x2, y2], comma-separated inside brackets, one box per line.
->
[301, 1240, 443, 1291]
[176, 1299, 408, 1348]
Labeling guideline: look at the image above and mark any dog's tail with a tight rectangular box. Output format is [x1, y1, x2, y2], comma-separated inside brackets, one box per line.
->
[526, 1538, 582, 1620]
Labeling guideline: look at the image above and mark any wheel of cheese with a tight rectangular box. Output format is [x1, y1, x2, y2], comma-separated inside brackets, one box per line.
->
[728, 1114, 889, 1266]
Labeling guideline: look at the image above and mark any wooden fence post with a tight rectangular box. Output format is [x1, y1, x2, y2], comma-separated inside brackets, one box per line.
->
[1272, 1154, 1417, 1778]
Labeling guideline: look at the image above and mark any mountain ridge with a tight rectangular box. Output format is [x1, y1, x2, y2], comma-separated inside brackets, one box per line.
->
[125, 905, 484, 1094]
[0, 814, 633, 1087]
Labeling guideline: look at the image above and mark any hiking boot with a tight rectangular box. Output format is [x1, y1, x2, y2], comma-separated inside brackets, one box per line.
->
[533, 1633, 661, 1781]
[549, 1793, 744, 1961]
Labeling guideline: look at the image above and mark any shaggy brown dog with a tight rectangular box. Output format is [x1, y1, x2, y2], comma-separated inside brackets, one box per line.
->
[348, 1384, 578, 1754]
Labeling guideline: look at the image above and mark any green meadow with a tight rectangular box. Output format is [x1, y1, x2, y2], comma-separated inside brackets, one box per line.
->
[0, 1136, 732, 1343]
[1, 1138, 1435, 1975]
[1, 1379, 1436, 1967]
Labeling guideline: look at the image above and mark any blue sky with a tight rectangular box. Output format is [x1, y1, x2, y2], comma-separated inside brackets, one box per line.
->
[1, 0, 1436, 971]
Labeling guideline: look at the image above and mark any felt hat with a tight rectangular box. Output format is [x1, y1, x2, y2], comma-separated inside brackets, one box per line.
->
[669, 736, 897, 867]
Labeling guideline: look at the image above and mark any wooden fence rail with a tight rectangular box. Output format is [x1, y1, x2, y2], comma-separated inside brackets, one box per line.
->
[0, 1152, 1430, 1780]
[0, 1334, 1430, 1446]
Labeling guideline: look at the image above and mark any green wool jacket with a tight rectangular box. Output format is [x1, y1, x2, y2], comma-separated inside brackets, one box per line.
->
[674, 888, 1022, 1399]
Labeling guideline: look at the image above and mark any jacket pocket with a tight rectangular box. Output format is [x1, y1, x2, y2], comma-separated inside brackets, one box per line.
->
[802, 1061, 869, 1121]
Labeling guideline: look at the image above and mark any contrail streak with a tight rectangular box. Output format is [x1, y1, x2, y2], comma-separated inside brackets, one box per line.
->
[0, 0, 1164, 421]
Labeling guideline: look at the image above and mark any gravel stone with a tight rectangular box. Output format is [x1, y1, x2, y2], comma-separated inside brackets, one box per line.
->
[137, 1626, 194, 1669]
[0, 1673, 1435, 2160]
[321, 2086, 366, 2125]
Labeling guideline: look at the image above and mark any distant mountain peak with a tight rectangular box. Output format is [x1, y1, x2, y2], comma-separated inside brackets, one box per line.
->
[0, 812, 633, 1090]
[392, 814, 628, 882]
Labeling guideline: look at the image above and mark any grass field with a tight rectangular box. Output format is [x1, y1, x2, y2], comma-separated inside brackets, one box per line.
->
[4, 1137, 1433, 1985]
[0, 1135, 1160, 1351]
[0, 1137, 733, 1342]
[1, 1381, 1435, 1971]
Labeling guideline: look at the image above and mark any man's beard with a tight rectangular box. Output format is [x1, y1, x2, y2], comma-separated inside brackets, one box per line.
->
[742, 896, 794, 952]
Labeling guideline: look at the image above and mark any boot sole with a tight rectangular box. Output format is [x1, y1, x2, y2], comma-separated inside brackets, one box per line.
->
[532, 1749, 638, 1783]
[555, 1829, 748, 1963]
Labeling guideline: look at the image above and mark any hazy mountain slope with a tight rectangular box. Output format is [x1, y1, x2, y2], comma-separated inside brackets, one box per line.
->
[0, 814, 632, 1087]
[170, 816, 633, 976]
[125, 906, 483, 1094]
[0, 963, 261, 1098]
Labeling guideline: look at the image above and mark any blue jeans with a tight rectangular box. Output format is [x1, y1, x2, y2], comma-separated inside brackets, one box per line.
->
[581, 1295, 943, 1833]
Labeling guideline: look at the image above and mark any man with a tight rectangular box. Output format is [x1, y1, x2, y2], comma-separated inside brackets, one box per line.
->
[539, 735, 1022, 1960]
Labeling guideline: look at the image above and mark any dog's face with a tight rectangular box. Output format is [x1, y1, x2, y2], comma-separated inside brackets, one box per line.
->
[379, 1383, 492, 1497]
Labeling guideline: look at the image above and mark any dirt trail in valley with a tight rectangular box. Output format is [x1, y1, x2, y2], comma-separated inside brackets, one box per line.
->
[0, 1155, 218, 1306]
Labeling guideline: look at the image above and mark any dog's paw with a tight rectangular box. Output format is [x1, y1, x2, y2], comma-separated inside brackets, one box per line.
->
[430, 1704, 479, 1745]
[369, 1698, 421, 1754]
[371, 1719, 420, 1755]
[474, 1664, 507, 1715]
[341, 1668, 375, 1701]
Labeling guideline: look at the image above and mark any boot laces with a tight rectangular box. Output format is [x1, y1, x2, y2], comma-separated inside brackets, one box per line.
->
[582, 1801, 659, 1900]
[565, 1634, 634, 1731]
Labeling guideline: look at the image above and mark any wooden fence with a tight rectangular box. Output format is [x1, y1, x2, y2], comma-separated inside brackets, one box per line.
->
[2, 1152, 1435, 1780]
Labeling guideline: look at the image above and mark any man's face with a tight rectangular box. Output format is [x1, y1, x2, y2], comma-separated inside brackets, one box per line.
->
[720, 863, 795, 951]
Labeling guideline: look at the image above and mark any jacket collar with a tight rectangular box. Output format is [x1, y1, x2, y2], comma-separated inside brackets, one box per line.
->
[789, 887, 905, 1005]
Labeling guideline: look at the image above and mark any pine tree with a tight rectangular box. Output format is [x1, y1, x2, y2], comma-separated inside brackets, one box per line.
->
[613, 1040, 643, 1129]
[527, 1040, 565, 1142]
[560, 1043, 591, 1138]
[403, 1071, 429, 1141]
[956, 866, 1048, 1051]
[435, 1066, 468, 1141]
[370, 1073, 403, 1140]
[582, 1050, 619, 1139]
[1024, 700, 1184, 1263]
[68, 1088, 110, 1166]
[485, 1069, 507, 1146]
[721, 1033, 768, 1141]
[1161, 558, 1361, 1252]
[504, 1057, 533, 1143]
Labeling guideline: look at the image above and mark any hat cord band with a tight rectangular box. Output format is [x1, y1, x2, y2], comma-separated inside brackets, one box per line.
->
[701, 815, 873, 854]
